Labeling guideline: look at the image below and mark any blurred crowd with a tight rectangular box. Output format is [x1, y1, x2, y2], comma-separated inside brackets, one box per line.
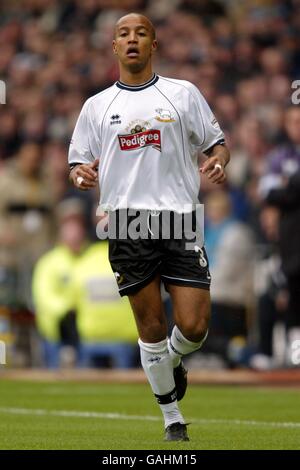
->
[0, 0, 300, 369]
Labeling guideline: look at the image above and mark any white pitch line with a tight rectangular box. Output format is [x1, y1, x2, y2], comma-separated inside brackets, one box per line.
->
[193, 418, 300, 429]
[0, 407, 300, 429]
[0, 407, 160, 422]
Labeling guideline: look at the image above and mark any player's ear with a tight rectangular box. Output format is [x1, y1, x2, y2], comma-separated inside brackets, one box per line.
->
[112, 40, 118, 55]
[151, 40, 157, 54]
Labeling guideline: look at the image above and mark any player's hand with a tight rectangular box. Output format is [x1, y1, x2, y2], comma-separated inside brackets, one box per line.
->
[70, 159, 99, 191]
[200, 157, 226, 184]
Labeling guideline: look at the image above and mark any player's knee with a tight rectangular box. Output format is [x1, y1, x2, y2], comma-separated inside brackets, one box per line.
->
[138, 317, 167, 343]
[179, 317, 209, 343]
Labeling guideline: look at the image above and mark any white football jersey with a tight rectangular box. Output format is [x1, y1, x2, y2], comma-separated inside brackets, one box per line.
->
[68, 74, 224, 212]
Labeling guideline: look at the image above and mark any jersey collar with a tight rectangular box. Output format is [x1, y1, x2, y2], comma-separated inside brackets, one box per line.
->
[116, 73, 159, 91]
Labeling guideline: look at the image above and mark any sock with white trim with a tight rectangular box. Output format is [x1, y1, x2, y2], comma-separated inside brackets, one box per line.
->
[168, 325, 208, 368]
[138, 338, 185, 427]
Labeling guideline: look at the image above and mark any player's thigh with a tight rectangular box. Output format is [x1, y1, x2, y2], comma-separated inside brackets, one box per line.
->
[109, 234, 161, 297]
[128, 274, 167, 342]
[167, 284, 211, 341]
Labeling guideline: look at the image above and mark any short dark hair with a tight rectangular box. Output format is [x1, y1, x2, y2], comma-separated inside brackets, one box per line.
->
[115, 13, 156, 40]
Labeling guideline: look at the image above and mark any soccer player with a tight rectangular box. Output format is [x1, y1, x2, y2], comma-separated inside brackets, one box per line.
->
[68, 13, 230, 441]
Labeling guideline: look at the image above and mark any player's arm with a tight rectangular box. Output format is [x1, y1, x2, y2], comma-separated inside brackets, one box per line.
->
[186, 82, 230, 185]
[69, 160, 99, 191]
[68, 99, 100, 191]
[200, 143, 230, 184]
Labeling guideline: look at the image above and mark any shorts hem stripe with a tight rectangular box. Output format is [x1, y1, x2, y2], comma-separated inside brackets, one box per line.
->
[118, 262, 162, 292]
[161, 274, 210, 284]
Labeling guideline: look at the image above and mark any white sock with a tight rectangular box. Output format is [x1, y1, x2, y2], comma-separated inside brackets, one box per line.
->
[138, 338, 185, 427]
[287, 328, 300, 366]
[168, 325, 208, 368]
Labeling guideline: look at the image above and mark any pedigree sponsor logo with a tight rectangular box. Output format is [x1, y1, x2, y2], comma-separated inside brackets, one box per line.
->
[118, 129, 161, 152]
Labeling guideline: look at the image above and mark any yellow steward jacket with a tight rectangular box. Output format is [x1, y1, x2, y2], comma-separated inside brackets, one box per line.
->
[72, 242, 137, 343]
[32, 245, 76, 342]
[32, 242, 137, 343]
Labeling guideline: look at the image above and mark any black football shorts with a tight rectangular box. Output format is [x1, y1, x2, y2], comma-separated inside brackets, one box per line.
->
[108, 209, 211, 297]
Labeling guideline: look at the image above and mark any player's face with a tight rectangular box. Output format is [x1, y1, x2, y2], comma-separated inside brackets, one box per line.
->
[113, 17, 157, 73]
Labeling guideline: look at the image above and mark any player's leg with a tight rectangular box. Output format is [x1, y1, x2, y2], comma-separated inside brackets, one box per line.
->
[168, 284, 210, 358]
[160, 227, 211, 400]
[128, 275, 188, 440]
[166, 284, 210, 400]
[108, 212, 188, 440]
[129, 273, 167, 343]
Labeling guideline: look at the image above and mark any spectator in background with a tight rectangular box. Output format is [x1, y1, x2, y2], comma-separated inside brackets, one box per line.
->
[0, 109, 21, 160]
[257, 106, 300, 366]
[32, 199, 138, 368]
[266, 171, 300, 366]
[32, 199, 85, 368]
[72, 234, 138, 369]
[0, 142, 55, 308]
[204, 189, 254, 366]
[250, 205, 288, 370]
[260, 106, 300, 197]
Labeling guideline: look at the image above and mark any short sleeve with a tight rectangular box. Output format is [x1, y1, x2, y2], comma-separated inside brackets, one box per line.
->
[68, 99, 100, 165]
[187, 83, 225, 153]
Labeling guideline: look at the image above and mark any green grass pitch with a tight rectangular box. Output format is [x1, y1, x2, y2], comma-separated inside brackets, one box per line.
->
[0, 379, 299, 450]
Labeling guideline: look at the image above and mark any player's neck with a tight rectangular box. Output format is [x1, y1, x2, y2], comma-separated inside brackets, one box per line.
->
[118, 65, 154, 86]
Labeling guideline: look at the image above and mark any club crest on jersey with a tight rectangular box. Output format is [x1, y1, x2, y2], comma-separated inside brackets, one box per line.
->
[118, 119, 161, 152]
[155, 108, 175, 122]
